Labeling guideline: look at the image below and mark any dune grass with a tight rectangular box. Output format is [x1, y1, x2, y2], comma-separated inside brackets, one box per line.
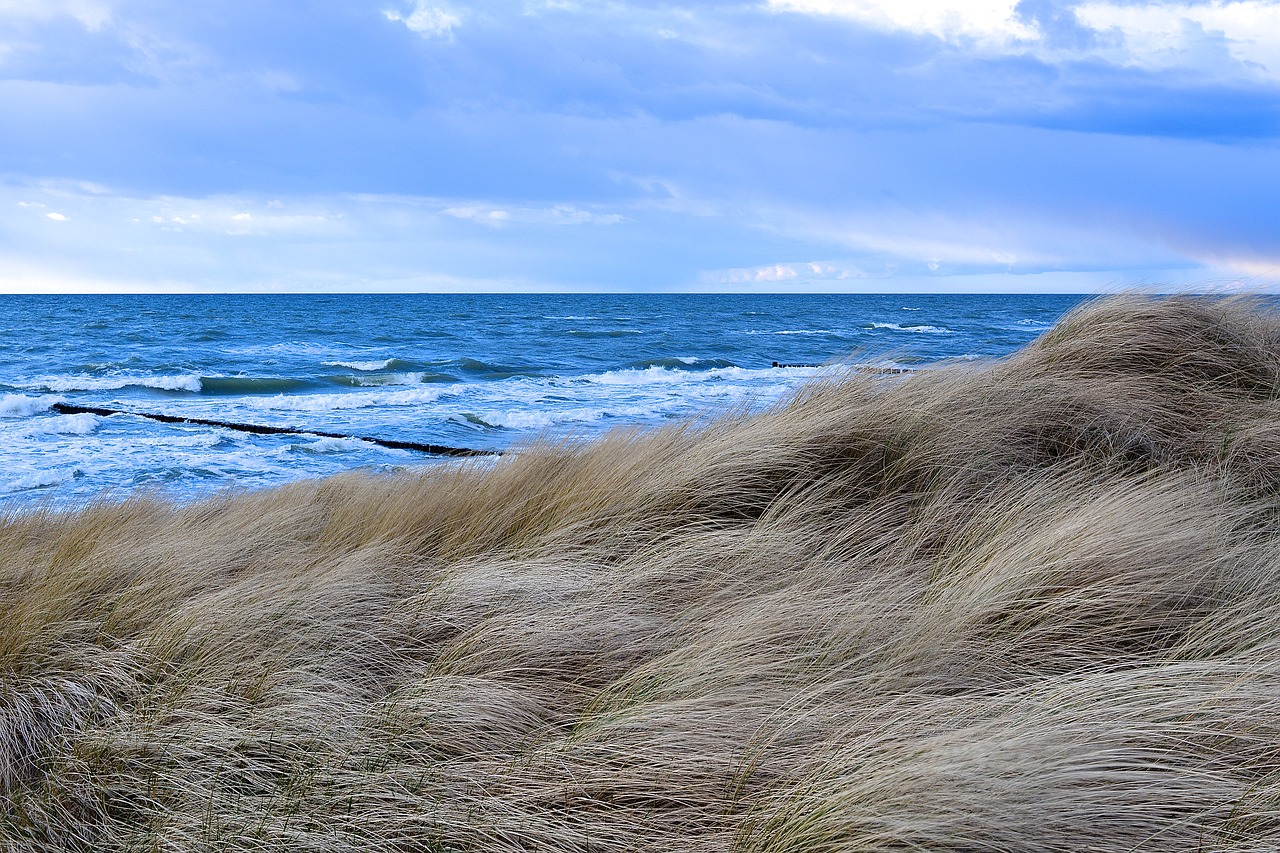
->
[6, 293, 1280, 850]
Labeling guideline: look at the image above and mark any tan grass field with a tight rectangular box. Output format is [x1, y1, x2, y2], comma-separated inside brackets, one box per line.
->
[5, 293, 1280, 851]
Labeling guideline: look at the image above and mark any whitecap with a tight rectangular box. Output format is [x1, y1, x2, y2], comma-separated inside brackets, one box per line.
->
[476, 403, 665, 430]
[251, 385, 450, 412]
[26, 374, 203, 393]
[869, 322, 952, 334]
[3, 467, 81, 493]
[31, 413, 101, 436]
[585, 365, 818, 387]
[0, 393, 59, 418]
[323, 359, 395, 372]
[166, 432, 229, 449]
[288, 436, 376, 454]
[347, 372, 425, 387]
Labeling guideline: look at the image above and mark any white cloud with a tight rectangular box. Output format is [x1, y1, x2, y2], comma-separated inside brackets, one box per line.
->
[0, 256, 158, 293]
[45, 212, 68, 221]
[706, 261, 867, 283]
[1182, 249, 1280, 282]
[384, 3, 460, 38]
[1217, 258, 1280, 279]
[0, 0, 111, 30]
[1075, 1, 1280, 79]
[441, 203, 623, 227]
[814, 217, 1042, 267]
[767, 0, 1035, 46]
[749, 199, 1193, 273]
[768, 0, 1280, 80]
[442, 206, 510, 225]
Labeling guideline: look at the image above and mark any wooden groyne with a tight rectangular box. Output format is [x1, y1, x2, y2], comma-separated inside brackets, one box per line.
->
[50, 403, 499, 458]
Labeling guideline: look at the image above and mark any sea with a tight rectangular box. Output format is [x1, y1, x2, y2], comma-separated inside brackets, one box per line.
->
[0, 293, 1086, 512]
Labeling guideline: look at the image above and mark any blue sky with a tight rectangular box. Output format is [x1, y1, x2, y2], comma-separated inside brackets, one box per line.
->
[0, 0, 1277, 292]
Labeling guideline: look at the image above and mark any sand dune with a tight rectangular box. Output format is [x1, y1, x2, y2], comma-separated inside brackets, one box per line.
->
[4, 294, 1280, 851]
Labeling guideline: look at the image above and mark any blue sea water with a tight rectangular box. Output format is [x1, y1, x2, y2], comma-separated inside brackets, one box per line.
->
[0, 293, 1085, 510]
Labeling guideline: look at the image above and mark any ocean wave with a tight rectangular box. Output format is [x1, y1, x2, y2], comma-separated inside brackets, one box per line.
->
[25, 413, 102, 436]
[456, 359, 543, 379]
[287, 436, 378, 454]
[249, 385, 451, 412]
[586, 365, 817, 387]
[471, 403, 666, 430]
[868, 322, 953, 335]
[0, 393, 59, 418]
[566, 329, 646, 338]
[229, 341, 344, 358]
[323, 358, 395, 372]
[742, 329, 835, 336]
[344, 372, 428, 387]
[3, 467, 82, 494]
[199, 376, 315, 395]
[626, 357, 736, 371]
[165, 432, 230, 449]
[25, 374, 203, 393]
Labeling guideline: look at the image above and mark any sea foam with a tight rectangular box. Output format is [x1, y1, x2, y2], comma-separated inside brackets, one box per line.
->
[0, 393, 58, 418]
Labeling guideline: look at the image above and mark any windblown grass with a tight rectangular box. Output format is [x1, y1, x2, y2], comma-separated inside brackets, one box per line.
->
[6, 293, 1280, 850]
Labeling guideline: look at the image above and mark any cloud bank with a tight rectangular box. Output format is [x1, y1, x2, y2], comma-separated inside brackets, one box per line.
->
[0, 0, 1275, 291]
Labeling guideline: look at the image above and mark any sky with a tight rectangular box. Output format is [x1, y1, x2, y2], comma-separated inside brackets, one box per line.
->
[0, 0, 1277, 293]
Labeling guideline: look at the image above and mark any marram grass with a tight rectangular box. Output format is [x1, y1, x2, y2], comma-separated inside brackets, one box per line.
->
[6, 294, 1280, 851]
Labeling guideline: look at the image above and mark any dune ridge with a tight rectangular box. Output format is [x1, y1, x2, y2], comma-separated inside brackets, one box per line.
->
[5, 294, 1280, 850]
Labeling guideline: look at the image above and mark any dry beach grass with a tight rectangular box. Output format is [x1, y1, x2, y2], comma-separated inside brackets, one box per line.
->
[6, 294, 1280, 850]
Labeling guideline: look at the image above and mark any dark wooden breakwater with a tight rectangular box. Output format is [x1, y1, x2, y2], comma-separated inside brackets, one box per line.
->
[772, 361, 911, 374]
[50, 403, 499, 458]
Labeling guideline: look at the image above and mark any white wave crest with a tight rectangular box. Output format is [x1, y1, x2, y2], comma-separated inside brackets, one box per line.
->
[3, 467, 81, 494]
[476, 403, 664, 430]
[348, 372, 424, 387]
[0, 393, 59, 418]
[586, 365, 816, 387]
[166, 432, 228, 448]
[869, 322, 952, 334]
[290, 436, 376, 454]
[33, 413, 101, 435]
[26, 374, 203, 393]
[324, 359, 395, 372]
[253, 386, 450, 412]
